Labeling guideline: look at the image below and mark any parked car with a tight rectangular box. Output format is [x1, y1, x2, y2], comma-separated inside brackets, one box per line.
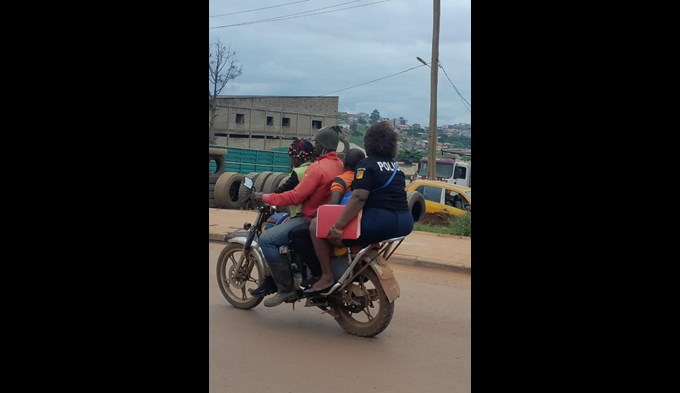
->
[405, 179, 471, 216]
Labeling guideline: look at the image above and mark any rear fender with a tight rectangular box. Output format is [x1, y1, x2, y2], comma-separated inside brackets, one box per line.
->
[369, 258, 400, 302]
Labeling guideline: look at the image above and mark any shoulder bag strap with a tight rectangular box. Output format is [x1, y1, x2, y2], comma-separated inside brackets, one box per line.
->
[370, 162, 399, 192]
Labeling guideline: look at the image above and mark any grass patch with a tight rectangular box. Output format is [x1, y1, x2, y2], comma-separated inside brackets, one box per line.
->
[413, 212, 471, 236]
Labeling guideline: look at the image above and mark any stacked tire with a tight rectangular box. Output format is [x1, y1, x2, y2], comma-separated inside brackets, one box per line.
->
[263, 172, 288, 193]
[276, 175, 290, 190]
[209, 148, 227, 208]
[237, 172, 260, 210]
[214, 172, 245, 209]
[235, 171, 292, 211]
[210, 169, 292, 210]
[263, 172, 289, 213]
[253, 171, 274, 194]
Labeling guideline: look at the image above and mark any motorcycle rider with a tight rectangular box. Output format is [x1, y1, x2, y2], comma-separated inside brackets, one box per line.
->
[251, 126, 344, 307]
[249, 137, 316, 297]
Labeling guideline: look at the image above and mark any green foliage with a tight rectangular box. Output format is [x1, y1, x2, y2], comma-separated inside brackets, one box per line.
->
[436, 133, 471, 149]
[349, 125, 367, 147]
[397, 148, 424, 161]
[413, 222, 455, 235]
[450, 211, 471, 236]
[414, 212, 471, 236]
[349, 134, 365, 148]
[407, 127, 424, 137]
[350, 123, 363, 137]
[369, 109, 380, 124]
[449, 123, 471, 131]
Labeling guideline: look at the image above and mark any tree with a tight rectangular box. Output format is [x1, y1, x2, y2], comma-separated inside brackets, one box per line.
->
[209, 39, 243, 143]
[369, 109, 381, 124]
[397, 148, 424, 162]
[407, 127, 423, 137]
[350, 123, 360, 135]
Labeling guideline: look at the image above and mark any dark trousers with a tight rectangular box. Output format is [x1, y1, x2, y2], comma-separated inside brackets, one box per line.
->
[287, 220, 321, 277]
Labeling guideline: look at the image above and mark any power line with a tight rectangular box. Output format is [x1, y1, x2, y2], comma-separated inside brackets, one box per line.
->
[438, 63, 471, 113]
[210, 0, 367, 28]
[209, 0, 310, 18]
[210, 0, 389, 29]
[318, 64, 427, 96]
[417, 57, 470, 114]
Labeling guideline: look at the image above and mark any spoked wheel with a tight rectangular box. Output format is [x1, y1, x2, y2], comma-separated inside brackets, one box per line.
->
[216, 243, 264, 309]
[331, 268, 394, 337]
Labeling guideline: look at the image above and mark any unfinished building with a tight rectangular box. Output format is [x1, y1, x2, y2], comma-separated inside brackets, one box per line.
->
[209, 95, 339, 150]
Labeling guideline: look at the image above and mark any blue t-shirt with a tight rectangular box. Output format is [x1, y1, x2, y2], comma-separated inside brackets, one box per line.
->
[352, 156, 409, 211]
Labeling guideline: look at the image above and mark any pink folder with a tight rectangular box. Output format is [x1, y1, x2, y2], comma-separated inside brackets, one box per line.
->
[316, 204, 361, 239]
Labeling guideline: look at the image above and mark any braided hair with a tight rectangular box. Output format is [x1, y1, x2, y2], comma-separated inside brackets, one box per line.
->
[288, 138, 315, 162]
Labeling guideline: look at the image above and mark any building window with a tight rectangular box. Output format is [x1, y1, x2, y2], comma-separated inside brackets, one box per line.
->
[235, 114, 245, 124]
[267, 116, 274, 126]
[312, 120, 322, 129]
[282, 117, 291, 127]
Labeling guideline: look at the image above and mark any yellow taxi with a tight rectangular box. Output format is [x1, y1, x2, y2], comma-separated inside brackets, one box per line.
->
[405, 179, 471, 216]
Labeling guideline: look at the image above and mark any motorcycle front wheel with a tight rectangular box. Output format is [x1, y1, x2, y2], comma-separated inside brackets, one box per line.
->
[332, 268, 394, 338]
[216, 243, 264, 309]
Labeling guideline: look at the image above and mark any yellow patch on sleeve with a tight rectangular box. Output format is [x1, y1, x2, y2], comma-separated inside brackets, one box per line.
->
[356, 169, 365, 179]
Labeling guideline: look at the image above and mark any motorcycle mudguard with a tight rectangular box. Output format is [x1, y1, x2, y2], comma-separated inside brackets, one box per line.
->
[227, 237, 268, 275]
[370, 259, 400, 302]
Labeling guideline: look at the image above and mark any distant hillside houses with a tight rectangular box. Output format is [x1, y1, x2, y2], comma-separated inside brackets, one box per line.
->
[338, 111, 470, 136]
[342, 112, 370, 123]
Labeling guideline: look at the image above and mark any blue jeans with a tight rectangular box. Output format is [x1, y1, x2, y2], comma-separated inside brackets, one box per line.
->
[258, 215, 308, 264]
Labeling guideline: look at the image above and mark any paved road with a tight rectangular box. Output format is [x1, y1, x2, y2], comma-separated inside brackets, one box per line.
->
[209, 243, 471, 393]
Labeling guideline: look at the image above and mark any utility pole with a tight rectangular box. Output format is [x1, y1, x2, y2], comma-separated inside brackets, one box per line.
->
[427, 0, 440, 180]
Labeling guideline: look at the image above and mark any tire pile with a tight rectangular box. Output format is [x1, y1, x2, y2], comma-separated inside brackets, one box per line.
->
[210, 147, 426, 221]
[210, 168, 290, 210]
[209, 148, 227, 208]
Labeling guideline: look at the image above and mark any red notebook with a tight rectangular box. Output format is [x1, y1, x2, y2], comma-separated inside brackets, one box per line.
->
[316, 204, 362, 239]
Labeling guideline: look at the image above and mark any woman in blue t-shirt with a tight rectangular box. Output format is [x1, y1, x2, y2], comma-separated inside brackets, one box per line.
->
[305, 121, 413, 295]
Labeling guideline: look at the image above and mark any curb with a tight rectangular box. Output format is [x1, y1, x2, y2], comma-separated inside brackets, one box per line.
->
[388, 255, 471, 274]
[209, 233, 228, 242]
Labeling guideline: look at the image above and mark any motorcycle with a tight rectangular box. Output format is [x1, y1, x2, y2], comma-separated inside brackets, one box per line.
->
[215, 176, 405, 338]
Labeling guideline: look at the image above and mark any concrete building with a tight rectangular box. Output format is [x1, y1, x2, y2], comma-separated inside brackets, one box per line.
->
[209, 95, 339, 150]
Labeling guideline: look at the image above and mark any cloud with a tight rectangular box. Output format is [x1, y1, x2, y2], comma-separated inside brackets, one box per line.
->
[209, 0, 471, 125]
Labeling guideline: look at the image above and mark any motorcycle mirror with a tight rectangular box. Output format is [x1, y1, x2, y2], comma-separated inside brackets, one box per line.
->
[243, 177, 253, 189]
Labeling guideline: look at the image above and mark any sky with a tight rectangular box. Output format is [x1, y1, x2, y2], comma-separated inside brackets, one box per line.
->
[209, 0, 471, 127]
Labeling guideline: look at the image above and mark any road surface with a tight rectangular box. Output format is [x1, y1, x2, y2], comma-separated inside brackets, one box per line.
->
[209, 243, 471, 393]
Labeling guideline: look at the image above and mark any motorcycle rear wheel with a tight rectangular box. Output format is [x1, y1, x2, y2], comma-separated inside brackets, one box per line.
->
[332, 268, 394, 338]
[216, 243, 264, 309]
